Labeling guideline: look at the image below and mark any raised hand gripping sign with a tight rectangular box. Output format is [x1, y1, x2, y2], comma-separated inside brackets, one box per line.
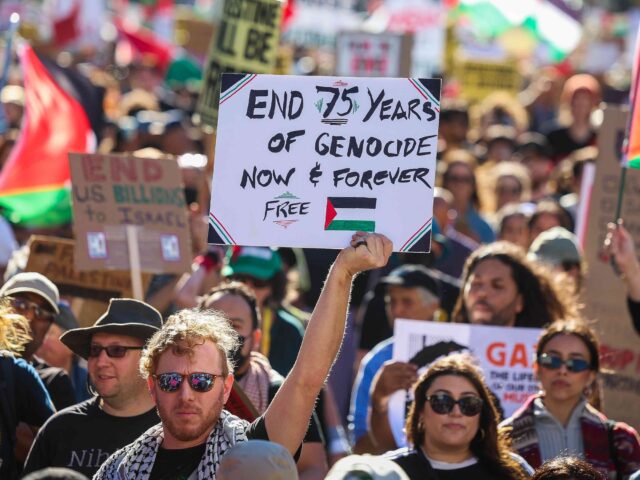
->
[208, 74, 441, 252]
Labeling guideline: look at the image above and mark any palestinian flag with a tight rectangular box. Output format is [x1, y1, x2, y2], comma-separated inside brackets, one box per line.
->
[454, 0, 582, 62]
[624, 24, 640, 169]
[0, 45, 99, 227]
[324, 197, 377, 232]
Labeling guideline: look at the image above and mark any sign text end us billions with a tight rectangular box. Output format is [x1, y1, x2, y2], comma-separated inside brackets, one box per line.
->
[208, 74, 441, 252]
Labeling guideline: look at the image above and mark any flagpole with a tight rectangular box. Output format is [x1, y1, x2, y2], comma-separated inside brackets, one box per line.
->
[0, 13, 20, 134]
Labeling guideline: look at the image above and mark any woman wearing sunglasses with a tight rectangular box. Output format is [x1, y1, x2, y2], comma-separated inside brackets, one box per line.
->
[501, 319, 640, 478]
[387, 354, 531, 479]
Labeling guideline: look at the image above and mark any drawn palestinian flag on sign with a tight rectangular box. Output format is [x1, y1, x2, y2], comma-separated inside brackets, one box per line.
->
[325, 197, 377, 232]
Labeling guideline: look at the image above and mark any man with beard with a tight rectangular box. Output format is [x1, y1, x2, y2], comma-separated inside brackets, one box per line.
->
[452, 241, 575, 327]
[95, 233, 392, 479]
[23, 299, 162, 478]
[201, 283, 328, 479]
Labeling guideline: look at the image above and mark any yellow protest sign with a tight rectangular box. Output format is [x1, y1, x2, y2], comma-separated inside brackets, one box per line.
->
[197, 0, 284, 128]
[455, 59, 521, 103]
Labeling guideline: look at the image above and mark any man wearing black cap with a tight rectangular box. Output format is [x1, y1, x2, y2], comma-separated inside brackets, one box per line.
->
[350, 264, 442, 454]
[23, 299, 162, 478]
[0, 273, 76, 409]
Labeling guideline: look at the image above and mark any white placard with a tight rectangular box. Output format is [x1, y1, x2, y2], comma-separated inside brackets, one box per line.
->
[389, 320, 541, 446]
[208, 74, 441, 252]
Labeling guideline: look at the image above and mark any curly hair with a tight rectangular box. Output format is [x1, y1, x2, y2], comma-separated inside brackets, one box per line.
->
[532, 456, 605, 480]
[452, 241, 577, 328]
[405, 354, 526, 480]
[0, 299, 32, 354]
[139, 308, 239, 379]
[199, 282, 261, 331]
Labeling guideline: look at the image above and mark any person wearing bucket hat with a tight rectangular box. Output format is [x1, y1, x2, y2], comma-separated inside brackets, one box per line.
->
[222, 246, 304, 377]
[0, 273, 77, 411]
[23, 299, 162, 478]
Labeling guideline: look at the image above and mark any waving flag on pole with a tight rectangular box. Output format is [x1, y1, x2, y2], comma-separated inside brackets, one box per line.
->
[623, 25, 640, 169]
[0, 45, 97, 227]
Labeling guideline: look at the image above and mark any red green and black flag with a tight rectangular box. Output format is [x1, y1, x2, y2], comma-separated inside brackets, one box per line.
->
[0, 45, 102, 227]
[324, 197, 377, 232]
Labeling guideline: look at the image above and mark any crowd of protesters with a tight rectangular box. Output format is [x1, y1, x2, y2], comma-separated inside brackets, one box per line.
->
[2, 7, 640, 480]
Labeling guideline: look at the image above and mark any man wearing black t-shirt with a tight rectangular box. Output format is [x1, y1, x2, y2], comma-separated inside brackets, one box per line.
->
[23, 299, 164, 478]
[96, 233, 392, 479]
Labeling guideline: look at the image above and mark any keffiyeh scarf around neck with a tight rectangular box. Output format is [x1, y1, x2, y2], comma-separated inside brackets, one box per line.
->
[95, 410, 249, 480]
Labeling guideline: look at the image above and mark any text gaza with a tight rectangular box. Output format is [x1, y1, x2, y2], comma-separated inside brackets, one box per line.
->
[246, 86, 437, 122]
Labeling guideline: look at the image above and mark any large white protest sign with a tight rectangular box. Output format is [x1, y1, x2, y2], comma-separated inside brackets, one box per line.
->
[389, 320, 541, 446]
[208, 74, 441, 252]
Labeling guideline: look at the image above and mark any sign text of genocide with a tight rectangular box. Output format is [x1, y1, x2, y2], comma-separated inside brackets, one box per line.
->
[197, 0, 283, 128]
[582, 104, 640, 429]
[336, 32, 411, 78]
[456, 59, 521, 103]
[208, 74, 441, 252]
[24, 236, 151, 327]
[389, 320, 541, 447]
[69, 153, 192, 274]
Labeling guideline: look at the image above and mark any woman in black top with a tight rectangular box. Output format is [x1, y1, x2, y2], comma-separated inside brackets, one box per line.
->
[387, 354, 531, 479]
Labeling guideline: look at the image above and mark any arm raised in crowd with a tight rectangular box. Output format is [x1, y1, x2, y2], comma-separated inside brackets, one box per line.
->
[265, 232, 392, 454]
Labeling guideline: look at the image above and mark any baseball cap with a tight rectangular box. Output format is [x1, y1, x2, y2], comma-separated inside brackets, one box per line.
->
[528, 227, 581, 267]
[380, 264, 441, 299]
[0, 272, 60, 314]
[60, 298, 162, 359]
[222, 246, 283, 281]
[325, 455, 410, 480]
[217, 440, 297, 480]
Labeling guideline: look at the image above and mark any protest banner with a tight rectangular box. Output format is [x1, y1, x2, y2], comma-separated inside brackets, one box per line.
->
[196, 0, 283, 128]
[336, 32, 412, 78]
[174, 15, 216, 58]
[389, 319, 541, 446]
[24, 236, 151, 326]
[208, 74, 441, 252]
[281, 0, 362, 50]
[582, 104, 640, 429]
[455, 59, 521, 103]
[69, 153, 192, 282]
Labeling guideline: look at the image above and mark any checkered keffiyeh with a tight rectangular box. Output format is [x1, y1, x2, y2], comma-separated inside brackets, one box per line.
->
[93, 410, 249, 480]
[237, 352, 283, 414]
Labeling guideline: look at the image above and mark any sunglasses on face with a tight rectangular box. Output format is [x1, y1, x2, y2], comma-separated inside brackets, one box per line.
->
[153, 372, 223, 393]
[88, 344, 143, 358]
[426, 393, 483, 417]
[537, 353, 591, 373]
[10, 297, 55, 323]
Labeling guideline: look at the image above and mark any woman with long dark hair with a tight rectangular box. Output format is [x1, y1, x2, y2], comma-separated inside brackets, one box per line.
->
[501, 319, 640, 478]
[387, 354, 531, 479]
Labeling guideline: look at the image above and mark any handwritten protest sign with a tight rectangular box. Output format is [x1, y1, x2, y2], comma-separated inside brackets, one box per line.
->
[69, 153, 192, 274]
[389, 320, 541, 446]
[208, 74, 441, 252]
[582, 104, 640, 429]
[456, 59, 521, 103]
[25, 236, 151, 326]
[336, 32, 412, 78]
[197, 0, 283, 128]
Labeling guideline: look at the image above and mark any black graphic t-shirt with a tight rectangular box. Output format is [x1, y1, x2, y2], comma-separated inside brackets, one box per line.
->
[23, 397, 160, 478]
[149, 443, 207, 480]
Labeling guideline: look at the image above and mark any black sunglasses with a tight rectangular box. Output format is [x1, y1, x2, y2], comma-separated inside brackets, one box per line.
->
[153, 372, 223, 393]
[89, 344, 143, 358]
[426, 393, 483, 417]
[537, 353, 591, 373]
[10, 297, 55, 323]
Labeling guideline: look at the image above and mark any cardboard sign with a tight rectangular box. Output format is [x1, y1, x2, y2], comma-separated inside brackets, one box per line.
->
[24, 236, 150, 327]
[208, 74, 441, 252]
[582, 104, 640, 429]
[336, 32, 412, 78]
[456, 59, 521, 103]
[174, 16, 216, 58]
[389, 320, 541, 446]
[69, 153, 192, 273]
[196, 0, 284, 128]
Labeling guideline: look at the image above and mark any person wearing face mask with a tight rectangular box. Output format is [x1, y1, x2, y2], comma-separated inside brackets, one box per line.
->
[385, 354, 532, 479]
[199, 283, 328, 480]
[500, 319, 640, 478]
